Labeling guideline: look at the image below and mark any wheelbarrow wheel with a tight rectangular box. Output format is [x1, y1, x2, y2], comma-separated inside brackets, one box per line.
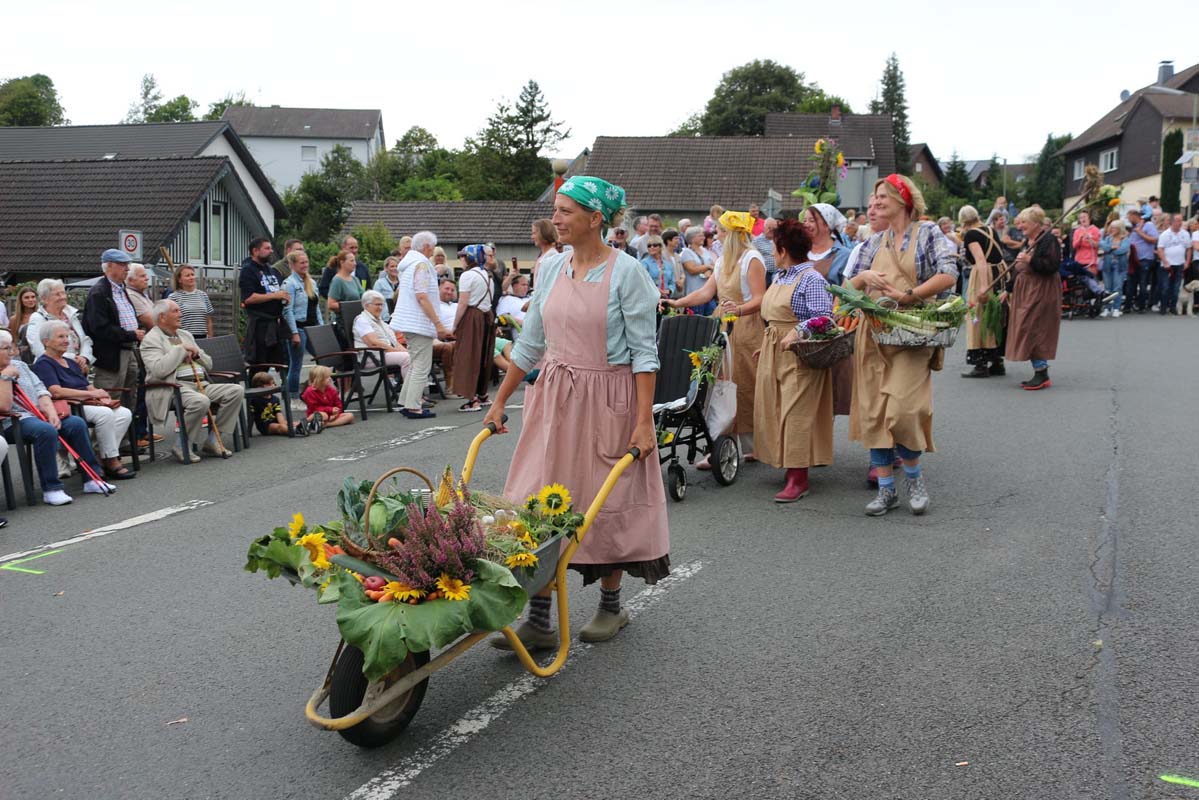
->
[666, 462, 687, 502]
[329, 645, 430, 748]
[711, 434, 740, 486]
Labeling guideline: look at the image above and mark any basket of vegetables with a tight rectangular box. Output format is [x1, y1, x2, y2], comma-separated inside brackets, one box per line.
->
[789, 315, 856, 369]
[827, 285, 968, 349]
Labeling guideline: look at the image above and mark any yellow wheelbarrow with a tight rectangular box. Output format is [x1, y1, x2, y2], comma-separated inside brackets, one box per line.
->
[303, 419, 642, 747]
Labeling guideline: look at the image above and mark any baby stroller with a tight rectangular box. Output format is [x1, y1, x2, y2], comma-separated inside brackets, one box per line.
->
[1060, 260, 1105, 319]
[653, 314, 740, 502]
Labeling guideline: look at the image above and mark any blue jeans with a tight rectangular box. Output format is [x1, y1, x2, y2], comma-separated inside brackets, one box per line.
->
[1159, 265, 1183, 312]
[1134, 259, 1158, 310]
[870, 444, 921, 466]
[1100, 259, 1124, 311]
[287, 328, 318, 394]
[20, 415, 102, 492]
[1032, 359, 1049, 370]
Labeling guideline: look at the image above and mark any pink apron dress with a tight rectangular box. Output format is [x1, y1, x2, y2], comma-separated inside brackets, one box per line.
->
[503, 249, 671, 584]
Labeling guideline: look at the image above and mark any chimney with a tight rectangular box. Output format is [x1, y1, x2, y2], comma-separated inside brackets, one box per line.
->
[1157, 60, 1174, 85]
[830, 105, 842, 123]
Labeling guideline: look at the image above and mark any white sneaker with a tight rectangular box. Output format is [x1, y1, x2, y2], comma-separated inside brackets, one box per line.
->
[1111, 309, 1122, 318]
[1100, 308, 1110, 318]
[43, 489, 73, 506]
[83, 480, 117, 495]
[1151, 303, 1160, 312]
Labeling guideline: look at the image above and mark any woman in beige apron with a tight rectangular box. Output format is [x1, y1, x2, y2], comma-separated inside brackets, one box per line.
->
[755, 219, 835, 502]
[957, 205, 1007, 377]
[484, 176, 668, 648]
[665, 210, 766, 464]
[845, 175, 958, 517]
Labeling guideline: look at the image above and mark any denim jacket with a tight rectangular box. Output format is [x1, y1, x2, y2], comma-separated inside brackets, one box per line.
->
[283, 273, 324, 334]
[1099, 235, 1130, 274]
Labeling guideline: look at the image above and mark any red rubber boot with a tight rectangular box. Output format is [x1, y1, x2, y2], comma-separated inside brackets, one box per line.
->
[774, 468, 810, 503]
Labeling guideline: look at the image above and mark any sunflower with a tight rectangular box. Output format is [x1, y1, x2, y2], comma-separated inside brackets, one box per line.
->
[435, 573, 471, 601]
[518, 531, 537, 548]
[537, 483, 572, 516]
[524, 494, 539, 512]
[814, 139, 824, 154]
[311, 550, 332, 570]
[298, 531, 327, 563]
[721, 313, 738, 323]
[505, 552, 539, 569]
[287, 512, 305, 539]
[688, 351, 703, 369]
[382, 581, 425, 603]
[836, 152, 845, 168]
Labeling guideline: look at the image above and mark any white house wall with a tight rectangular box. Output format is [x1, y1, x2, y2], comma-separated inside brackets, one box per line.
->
[238, 136, 373, 191]
[201, 136, 276, 232]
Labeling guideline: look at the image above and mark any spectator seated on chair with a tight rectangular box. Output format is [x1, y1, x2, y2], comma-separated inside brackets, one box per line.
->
[140, 300, 244, 463]
[300, 365, 354, 429]
[353, 290, 411, 389]
[0, 329, 116, 505]
[249, 372, 309, 437]
[32, 320, 135, 481]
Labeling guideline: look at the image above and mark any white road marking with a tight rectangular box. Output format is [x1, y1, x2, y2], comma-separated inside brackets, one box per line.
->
[327, 426, 460, 462]
[0, 499, 214, 565]
[343, 560, 705, 800]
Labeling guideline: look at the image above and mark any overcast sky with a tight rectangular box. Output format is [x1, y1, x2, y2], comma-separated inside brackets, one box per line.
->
[8, 0, 1192, 169]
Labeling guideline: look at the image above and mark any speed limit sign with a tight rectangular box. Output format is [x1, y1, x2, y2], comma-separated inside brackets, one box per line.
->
[118, 229, 143, 261]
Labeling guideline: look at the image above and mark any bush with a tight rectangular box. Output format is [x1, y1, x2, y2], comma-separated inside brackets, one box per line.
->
[351, 221, 397, 266]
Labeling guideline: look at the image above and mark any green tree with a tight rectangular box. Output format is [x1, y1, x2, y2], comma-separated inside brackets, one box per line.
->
[668, 112, 703, 137]
[350, 221, 397, 264]
[279, 145, 368, 242]
[699, 60, 817, 136]
[1161, 129, 1183, 213]
[388, 176, 463, 202]
[0, 74, 67, 126]
[980, 155, 1003, 203]
[146, 94, 198, 123]
[205, 91, 251, 121]
[869, 54, 911, 173]
[942, 151, 973, 200]
[1025, 133, 1073, 211]
[124, 74, 163, 123]
[796, 92, 853, 115]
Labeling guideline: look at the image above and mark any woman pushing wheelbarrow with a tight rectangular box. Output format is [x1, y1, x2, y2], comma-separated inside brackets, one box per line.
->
[484, 175, 671, 647]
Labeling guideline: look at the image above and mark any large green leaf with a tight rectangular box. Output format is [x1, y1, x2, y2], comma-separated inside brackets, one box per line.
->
[245, 530, 306, 578]
[334, 560, 528, 681]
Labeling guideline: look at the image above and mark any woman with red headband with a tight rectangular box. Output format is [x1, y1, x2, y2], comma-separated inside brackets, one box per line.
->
[845, 174, 958, 517]
[665, 210, 767, 464]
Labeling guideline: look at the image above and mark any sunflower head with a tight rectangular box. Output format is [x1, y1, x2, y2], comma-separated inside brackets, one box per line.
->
[435, 573, 471, 601]
[524, 494, 539, 512]
[537, 483, 572, 517]
[689, 351, 702, 369]
[505, 552, 539, 569]
[298, 531, 327, 563]
[836, 152, 845, 168]
[311, 551, 332, 570]
[814, 139, 824, 154]
[287, 513, 305, 539]
[382, 581, 425, 603]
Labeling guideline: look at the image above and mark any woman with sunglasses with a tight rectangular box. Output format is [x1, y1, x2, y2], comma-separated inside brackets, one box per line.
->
[639, 235, 675, 300]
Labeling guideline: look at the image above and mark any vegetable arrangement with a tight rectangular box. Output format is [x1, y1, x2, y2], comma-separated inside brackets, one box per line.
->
[978, 293, 1006, 342]
[827, 284, 968, 335]
[245, 469, 584, 681]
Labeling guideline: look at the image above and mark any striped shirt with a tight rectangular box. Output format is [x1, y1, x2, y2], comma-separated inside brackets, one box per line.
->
[847, 222, 960, 283]
[170, 289, 215, 337]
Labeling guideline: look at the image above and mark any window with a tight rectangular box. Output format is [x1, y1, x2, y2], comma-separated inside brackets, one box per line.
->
[1099, 147, 1119, 173]
[187, 206, 203, 263]
[1073, 159, 1084, 180]
[914, 162, 923, 173]
[210, 202, 225, 264]
[301, 145, 317, 161]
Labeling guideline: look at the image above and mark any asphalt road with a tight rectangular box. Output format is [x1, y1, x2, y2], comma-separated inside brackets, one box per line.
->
[2, 313, 1197, 800]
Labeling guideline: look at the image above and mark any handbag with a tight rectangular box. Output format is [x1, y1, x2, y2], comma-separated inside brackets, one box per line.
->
[703, 336, 737, 437]
[53, 399, 72, 418]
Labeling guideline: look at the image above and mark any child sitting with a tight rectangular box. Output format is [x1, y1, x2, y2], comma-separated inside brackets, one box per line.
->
[301, 365, 354, 429]
[249, 372, 309, 437]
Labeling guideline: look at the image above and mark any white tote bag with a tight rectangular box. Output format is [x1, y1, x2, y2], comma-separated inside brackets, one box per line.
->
[703, 335, 737, 436]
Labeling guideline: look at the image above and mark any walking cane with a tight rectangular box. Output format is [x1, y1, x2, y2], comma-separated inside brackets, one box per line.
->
[184, 352, 230, 458]
[11, 384, 112, 495]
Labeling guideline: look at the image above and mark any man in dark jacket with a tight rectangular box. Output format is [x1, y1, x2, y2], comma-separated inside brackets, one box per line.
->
[239, 237, 290, 365]
[83, 249, 145, 414]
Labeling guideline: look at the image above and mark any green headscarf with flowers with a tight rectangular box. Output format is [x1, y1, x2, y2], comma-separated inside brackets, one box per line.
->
[557, 176, 627, 223]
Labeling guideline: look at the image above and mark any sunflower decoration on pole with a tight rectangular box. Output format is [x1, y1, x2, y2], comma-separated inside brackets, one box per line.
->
[792, 137, 845, 210]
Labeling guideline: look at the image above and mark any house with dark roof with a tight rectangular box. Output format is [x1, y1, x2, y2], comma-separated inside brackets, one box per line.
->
[0, 120, 284, 234]
[909, 143, 944, 186]
[0, 156, 273, 288]
[764, 108, 897, 177]
[579, 134, 881, 219]
[1058, 61, 1199, 209]
[345, 201, 552, 266]
[222, 105, 384, 191]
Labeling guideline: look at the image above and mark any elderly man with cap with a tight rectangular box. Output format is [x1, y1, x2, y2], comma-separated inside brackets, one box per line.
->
[82, 249, 145, 414]
[141, 299, 244, 462]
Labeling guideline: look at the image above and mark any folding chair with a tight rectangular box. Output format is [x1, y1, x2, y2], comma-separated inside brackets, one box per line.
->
[198, 334, 291, 446]
[305, 325, 373, 420]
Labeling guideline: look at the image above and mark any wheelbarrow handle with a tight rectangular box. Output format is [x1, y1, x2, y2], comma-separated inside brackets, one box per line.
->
[461, 414, 509, 488]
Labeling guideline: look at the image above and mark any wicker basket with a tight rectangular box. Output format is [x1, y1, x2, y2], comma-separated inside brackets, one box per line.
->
[870, 324, 960, 349]
[790, 331, 855, 369]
